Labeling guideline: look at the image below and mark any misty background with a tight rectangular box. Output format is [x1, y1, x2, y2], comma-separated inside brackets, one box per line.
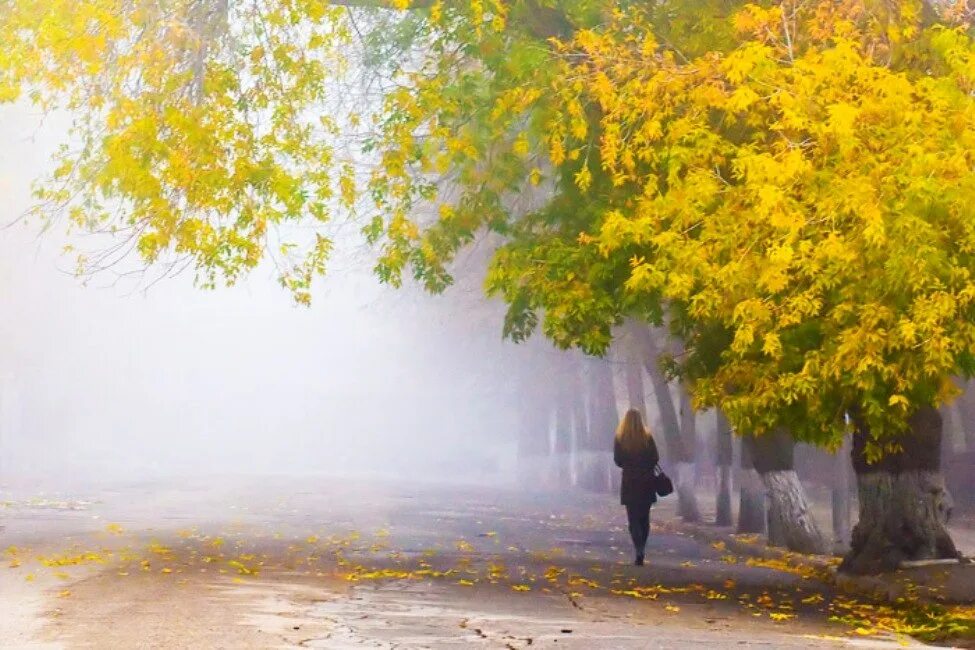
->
[0, 101, 528, 486]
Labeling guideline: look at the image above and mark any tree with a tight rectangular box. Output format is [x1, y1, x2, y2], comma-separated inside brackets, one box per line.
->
[841, 406, 959, 573]
[479, 2, 975, 565]
[745, 431, 828, 554]
[714, 410, 734, 527]
[580, 354, 618, 492]
[737, 437, 767, 535]
[628, 323, 702, 522]
[6, 0, 975, 569]
[831, 432, 854, 549]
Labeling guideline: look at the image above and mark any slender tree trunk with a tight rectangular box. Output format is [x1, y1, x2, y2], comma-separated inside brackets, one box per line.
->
[516, 379, 551, 488]
[623, 344, 647, 418]
[676, 384, 702, 522]
[747, 431, 828, 554]
[553, 367, 574, 488]
[831, 434, 853, 549]
[942, 401, 965, 454]
[628, 323, 702, 521]
[715, 410, 734, 527]
[571, 370, 589, 490]
[738, 441, 767, 534]
[629, 324, 685, 460]
[737, 436, 767, 534]
[955, 380, 975, 450]
[840, 406, 961, 575]
[579, 356, 618, 492]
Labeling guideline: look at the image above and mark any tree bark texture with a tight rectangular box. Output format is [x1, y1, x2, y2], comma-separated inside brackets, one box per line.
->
[747, 431, 828, 554]
[840, 406, 961, 575]
[761, 469, 828, 554]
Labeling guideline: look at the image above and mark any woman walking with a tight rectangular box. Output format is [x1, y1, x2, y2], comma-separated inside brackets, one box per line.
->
[614, 408, 660, 566]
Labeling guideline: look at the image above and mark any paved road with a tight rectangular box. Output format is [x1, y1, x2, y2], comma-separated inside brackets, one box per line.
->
[0, 475, 934, 648]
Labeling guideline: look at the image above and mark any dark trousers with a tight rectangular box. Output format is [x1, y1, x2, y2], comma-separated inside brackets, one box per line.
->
[625, 504, 651, 555]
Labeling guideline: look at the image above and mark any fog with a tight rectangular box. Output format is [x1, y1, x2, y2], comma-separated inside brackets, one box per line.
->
[0, 102, 524, 488]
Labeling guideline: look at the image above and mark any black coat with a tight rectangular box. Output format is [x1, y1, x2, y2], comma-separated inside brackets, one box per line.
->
[614, 437, 660, 508]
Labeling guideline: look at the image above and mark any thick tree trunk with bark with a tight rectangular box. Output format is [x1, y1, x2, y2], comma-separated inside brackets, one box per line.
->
[628, 323, 702, 521]
[747, 431, 828, 554]
[715, 411, 734, 526]
[840, 406, 961, 575]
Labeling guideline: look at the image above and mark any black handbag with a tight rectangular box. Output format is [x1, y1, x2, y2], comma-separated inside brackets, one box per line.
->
[652, 464, 674, 497]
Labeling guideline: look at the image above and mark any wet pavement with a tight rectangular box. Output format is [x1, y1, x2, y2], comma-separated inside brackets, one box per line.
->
[0, 475, 941, 648]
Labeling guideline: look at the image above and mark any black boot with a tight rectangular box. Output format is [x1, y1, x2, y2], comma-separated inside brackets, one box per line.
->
[635, 553, 644, 566]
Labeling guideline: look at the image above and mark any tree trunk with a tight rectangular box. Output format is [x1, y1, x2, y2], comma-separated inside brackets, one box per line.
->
[628, 323, 702, 521]
[952, 379, 975, 450]
[513, 340, 560, 488]
[516, 380, 551, 488]
[831, 434, 853, 549]
[571, 370, 589, 489]
[578, 356, 618, 492]
[747, 431, 828, 554]
[629, 324, 686, 460]
[737, 438, 767, 534]
[941, 400, 965, 454]
[840, 406, 961, 575]
[715, 410, 734, 527]
[676, 385, 702, 522]
[623, 344, 647, 419]
[553, 367, 573, 488]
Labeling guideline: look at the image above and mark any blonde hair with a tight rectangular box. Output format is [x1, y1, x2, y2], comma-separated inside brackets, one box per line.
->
[615, 408, 652, 454]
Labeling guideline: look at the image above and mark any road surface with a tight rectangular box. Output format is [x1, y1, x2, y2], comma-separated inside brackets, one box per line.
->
[0, 475, 938, 648]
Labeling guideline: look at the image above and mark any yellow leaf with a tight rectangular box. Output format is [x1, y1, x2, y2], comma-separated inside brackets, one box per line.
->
[888, 395, 909, 408]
